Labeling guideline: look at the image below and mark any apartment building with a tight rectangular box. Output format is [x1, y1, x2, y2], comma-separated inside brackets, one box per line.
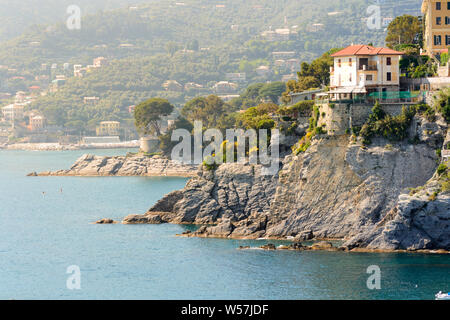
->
[422, 0, 450, 55]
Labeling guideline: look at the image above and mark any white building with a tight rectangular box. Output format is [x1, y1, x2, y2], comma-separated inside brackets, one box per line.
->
[2, 104, 24, 122]
[329, 45, 403, 101]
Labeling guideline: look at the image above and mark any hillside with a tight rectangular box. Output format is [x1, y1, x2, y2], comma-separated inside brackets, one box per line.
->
[0, 0, 422, 69]
[0, 0, 423, 134]
[0, 0, 151, 42]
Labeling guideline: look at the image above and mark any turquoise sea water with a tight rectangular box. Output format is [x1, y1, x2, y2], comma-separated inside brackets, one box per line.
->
[0, 149, 448, 300]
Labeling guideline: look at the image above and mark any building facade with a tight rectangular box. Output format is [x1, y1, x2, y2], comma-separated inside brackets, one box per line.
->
[422, 0, 450, 55]
[2, 104, 24, 122]
[29, 115, 45, 131]
[329, 45, 403, 101]
[96, 121, 120, 136]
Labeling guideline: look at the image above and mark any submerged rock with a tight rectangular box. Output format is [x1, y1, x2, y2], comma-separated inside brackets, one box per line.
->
[311, 241, 333, 250]
[95, 218, 117, 224]
[260, 243, 276, 250]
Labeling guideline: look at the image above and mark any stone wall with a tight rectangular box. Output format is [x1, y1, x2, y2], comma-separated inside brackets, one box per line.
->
[317, 102, 405, 135]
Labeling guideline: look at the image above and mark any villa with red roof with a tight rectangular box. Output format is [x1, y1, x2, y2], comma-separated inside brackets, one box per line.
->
[329, 44, 403, 101]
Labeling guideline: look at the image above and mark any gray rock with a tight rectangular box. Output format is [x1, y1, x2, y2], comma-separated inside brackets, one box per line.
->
[37, 154, 198, 177]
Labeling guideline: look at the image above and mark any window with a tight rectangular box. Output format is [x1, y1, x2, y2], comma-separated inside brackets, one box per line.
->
[349, 58, 352, 66]
[446, 35, 450, 45]
[349, 73, 352, 82]
[359, 58, 369, 70]
[437, 17, 442, 25]
[366, 75, 373, 81]
[437, 2, 441, 10]
[435, 35, 442, 45]
[446, 17, 450, 25]
[386, 57, 391, 65]
[338, 59, 341, 67]
[386, 72, 392, 81]
[448, 1, 450, 10]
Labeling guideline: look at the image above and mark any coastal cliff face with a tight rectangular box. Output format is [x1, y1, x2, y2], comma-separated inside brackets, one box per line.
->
[34, 154, 198, 177]
[123, 116, 449, 251]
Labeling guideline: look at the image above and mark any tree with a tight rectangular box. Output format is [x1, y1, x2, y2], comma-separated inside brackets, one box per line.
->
[159, 117, 194, 156]
[187, 39, 199, 51]
[282, 48, 341, 104]
[134, 98, 174, 136]
[181, 95, 229, 129]
[259, 82, 286, 103]
[238, 103, 277, 130]
[166, 41, 180, 57]
[436, 88, 450, 123]
[385, 15, 421, 49]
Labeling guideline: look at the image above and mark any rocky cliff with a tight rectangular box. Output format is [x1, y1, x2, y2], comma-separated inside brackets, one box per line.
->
[122, 116, 449, 252]
[33, 154, 198, 177]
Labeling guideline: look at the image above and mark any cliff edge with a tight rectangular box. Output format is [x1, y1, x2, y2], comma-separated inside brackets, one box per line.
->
[123, 115, 449, 252]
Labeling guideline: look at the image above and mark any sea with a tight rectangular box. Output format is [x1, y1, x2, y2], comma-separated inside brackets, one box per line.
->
[0, 149, 448, 300]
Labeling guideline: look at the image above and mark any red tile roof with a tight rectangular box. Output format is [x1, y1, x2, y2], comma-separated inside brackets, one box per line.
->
[331, 44, 403, 57]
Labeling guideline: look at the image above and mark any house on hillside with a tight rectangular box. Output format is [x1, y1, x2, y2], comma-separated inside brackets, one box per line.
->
[2, 104, 24, 122]
[213, 81, 238, 94]
[329, 44, 404, 102]
[288, 89, 324, 105]
[84, 96, 100, 104]
[96, 121, 120, 136]
[162, 80, 183, 92]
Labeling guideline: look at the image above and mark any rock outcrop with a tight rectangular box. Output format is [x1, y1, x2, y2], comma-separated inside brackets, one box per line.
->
[122, 115, 449, 252]
[34, 154, 199, 177]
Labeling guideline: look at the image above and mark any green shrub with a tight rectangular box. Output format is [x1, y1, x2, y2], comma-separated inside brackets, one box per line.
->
[360, 105, 416, 145]
[435, 88, 450, 123]
[442, 180, 450, 192]
[203, 156, 219, 171]
[437, 163, 448, 175]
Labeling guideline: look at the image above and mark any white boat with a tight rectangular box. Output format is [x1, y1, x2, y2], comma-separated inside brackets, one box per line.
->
[435, 291, 450, 300]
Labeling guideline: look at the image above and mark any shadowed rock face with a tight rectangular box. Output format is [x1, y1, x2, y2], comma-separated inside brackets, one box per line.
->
[121, 116, 449, 251]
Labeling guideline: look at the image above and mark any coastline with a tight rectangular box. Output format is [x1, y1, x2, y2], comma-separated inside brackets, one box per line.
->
[176, 229, 450, 254]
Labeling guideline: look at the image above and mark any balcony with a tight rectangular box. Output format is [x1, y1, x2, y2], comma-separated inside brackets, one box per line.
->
[358, 64, 377, 71]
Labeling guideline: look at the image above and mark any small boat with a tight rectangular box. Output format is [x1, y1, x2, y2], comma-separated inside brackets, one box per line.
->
[435, 291, 450, 300]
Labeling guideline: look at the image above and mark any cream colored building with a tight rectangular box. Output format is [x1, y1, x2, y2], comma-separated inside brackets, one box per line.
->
[329, 45, 403, 100]
[422, 0, 450, 55]
[96, 121, 120, 136]
[2, 104, 24, 121]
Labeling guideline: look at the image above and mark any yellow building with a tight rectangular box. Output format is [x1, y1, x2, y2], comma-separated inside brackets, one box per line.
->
[422, 0, 450, 55]
[96, 121, 120, 136]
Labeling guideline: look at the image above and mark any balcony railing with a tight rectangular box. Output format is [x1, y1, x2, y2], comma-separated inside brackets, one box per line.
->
[358, 65, 377, 71]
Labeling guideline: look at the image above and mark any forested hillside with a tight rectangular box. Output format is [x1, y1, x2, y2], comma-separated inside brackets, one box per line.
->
[0, 0, 151, 42]
[0, 0, 422, 69]
[0, 0, 422, 134]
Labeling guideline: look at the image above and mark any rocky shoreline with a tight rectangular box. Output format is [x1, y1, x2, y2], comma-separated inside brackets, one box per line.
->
[101, 115, 449, 254]
[29, 153, 199, 177]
